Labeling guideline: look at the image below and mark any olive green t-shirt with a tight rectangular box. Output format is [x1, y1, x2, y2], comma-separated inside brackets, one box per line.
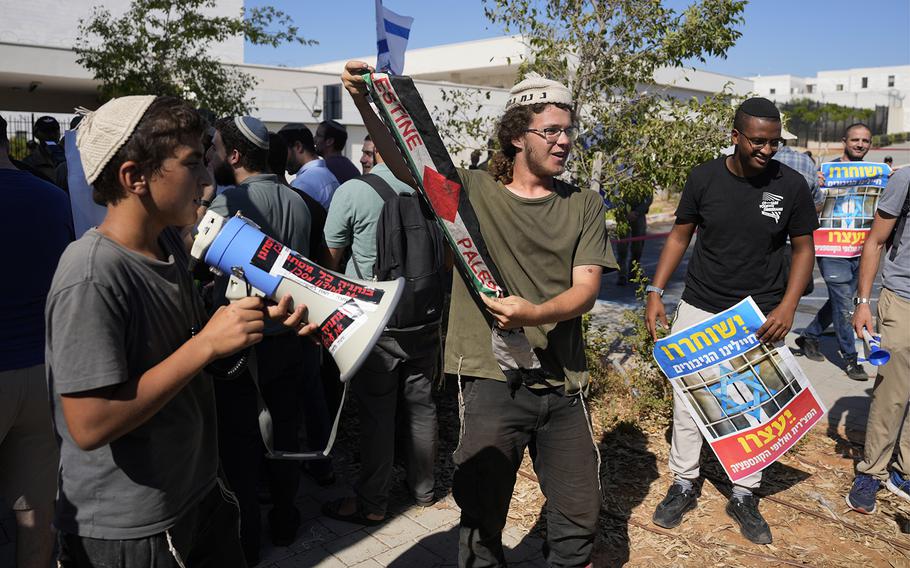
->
[444, 168, 617, 393]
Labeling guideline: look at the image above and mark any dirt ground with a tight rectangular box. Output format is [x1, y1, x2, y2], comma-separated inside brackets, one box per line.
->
[506, 417, 910, 568]
[329, 371, 910, 568]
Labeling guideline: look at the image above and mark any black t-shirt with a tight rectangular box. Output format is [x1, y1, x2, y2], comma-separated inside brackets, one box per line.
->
[676, 156, 818, 314]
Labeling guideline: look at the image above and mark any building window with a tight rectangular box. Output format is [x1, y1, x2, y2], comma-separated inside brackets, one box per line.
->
[807, 84, 814, 93]
[769, 88, 776, 95]
[889, 75, 895, 87]
[323, 84, 342, 120]
[861, 77, 868, 88]
[836, 84, 844, 91]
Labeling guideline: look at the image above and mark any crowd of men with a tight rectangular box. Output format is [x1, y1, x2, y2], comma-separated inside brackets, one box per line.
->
[0, 59, 908, 568]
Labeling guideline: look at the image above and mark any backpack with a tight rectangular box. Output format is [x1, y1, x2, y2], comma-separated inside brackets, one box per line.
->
[358, 174, 446, 329]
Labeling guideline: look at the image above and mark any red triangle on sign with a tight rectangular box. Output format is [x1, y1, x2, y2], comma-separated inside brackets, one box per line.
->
[422, 166, 461, 223]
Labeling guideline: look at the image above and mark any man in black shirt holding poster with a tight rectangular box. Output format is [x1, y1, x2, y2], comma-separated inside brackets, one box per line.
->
[645, 98, 818, 544]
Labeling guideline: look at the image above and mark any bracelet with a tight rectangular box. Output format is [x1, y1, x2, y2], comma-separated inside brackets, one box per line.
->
[853, 297, 871, 306]
[645, 285, 664, 297]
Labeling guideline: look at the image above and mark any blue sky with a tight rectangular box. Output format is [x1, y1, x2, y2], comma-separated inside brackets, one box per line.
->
[244, 0, 909, 78]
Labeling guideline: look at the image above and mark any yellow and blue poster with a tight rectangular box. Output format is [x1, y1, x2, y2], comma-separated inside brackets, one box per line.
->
[815, 161, 891, 257]
[653, 298, 827, 482]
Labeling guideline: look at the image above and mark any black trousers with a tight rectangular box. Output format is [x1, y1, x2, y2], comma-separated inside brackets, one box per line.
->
[352, 328, 440, 515]
[57, 481, 245, 568]
[453, 378, 600, 568]
[214, 333, 305, 564]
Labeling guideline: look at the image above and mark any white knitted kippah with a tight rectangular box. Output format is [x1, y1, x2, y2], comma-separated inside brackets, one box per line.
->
[506, 72, 573, 109]
[75, 95, 157, 184]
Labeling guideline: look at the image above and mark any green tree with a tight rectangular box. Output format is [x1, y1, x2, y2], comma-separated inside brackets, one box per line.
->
[75, 0, 315, 116]
[477, 0, 747, 229]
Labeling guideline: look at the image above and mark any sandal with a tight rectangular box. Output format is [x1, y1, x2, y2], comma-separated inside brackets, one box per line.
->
[321, 497, 385, 526]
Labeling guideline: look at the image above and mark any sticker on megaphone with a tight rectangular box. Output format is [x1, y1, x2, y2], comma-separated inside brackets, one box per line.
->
[861, 329, 891, 366]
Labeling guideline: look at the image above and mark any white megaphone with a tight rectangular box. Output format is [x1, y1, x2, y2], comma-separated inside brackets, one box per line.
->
[191, 210, 403, 382]
[862, 329, 891, 367]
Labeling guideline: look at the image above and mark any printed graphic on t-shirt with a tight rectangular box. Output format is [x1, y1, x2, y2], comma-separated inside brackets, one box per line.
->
[759, 192, 783, 222]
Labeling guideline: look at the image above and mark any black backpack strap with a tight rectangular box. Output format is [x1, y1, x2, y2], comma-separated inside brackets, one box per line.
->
[360, 173, 400, 203]
[346, 174, 399, 280]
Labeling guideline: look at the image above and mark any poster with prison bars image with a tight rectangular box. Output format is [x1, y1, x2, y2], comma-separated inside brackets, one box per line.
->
[653, 297, 827, 482]
[814, 161, 891, 258]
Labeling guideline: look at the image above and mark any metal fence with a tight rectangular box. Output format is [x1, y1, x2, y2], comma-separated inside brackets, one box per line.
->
[2, 111, 79, 160]
[779, 101, 889, 147]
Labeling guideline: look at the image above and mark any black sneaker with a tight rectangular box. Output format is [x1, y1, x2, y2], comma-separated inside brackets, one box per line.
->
[795, 336, 824, 361]
[845, 358, 869, 381]
[652, 483, 698, 529]
[725, 495, 772, 544]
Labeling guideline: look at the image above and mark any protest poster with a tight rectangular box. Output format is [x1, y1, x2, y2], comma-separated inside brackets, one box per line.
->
[653, 298, 827, 482]
[815, 161, 890, 257]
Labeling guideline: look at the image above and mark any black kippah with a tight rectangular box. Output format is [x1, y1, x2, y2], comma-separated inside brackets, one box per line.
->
[737, 97, 780, 120]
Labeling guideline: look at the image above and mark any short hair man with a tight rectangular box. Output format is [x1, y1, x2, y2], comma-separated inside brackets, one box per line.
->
[315, 119, 360, 184]
[795, 123, 873, 381]
[647, 97, 818, 545]
[320, 143, 443, 525]
[342, 62, 615, 567]
[208, 116, 314, 563]
[22, 115, 66, 183]
[884, 155, 893, 167]
[846, 166, 910, 513]
[278, 123, 339, 209]
[360, 135, 375, 174]
[0, 115, 71, 568]
[47, 96, 310, 568]
[773, 134, 822, 209]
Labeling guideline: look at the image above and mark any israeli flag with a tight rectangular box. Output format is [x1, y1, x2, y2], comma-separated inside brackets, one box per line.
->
[375, 0, 413, 75]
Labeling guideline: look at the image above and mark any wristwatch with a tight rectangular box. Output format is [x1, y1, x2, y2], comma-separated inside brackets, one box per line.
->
[853, 297, 871, 306]
[645, 285, 665, 297]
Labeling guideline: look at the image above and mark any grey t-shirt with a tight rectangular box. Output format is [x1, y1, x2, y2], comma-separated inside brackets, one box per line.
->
[879, 167, 910, 301]
[46, 228, 217, 539]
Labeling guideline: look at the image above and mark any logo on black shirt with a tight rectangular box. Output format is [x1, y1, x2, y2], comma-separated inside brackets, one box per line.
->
[760, 192, 783, 222]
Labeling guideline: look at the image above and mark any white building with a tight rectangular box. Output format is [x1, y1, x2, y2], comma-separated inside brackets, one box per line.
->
[750, 65, 910, 133]
[306, 35, 754, 103]
[0, 0, 511, 164]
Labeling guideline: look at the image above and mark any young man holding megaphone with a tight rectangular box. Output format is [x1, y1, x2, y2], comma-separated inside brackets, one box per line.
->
[847, 166, 910, 514]
[46, 96, 315, 568]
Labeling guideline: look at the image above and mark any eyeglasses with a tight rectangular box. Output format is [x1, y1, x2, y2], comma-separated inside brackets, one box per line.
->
[737, 131, 785, 150]
[524, 126, 578, 143]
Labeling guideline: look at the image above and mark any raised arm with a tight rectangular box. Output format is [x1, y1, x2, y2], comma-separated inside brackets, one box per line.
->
[341, 61, 418, 189]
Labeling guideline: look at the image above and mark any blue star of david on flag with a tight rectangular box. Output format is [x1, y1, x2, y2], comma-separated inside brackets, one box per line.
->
[708, 365, 776, 422]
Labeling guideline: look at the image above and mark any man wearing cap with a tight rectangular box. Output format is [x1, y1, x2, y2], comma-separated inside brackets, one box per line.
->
[646, 98, 817, 544]
[207, 116, 314, 562]
[22, 115, 66, 183]
[278, 123, 340, 209]
[772, 129, 822, 209]
[46, 96, 313, 567]
[343, 61, 615, 567]
[796, 123, 873, 381]
[315, 119, 361, 184]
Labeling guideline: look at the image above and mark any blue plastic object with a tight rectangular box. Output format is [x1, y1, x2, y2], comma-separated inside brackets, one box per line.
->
[205, 216, 282, 297]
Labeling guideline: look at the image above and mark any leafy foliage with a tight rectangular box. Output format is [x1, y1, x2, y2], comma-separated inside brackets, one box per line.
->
[75, 0, 315, 115]
[432, 88, 497, 165]
[476, 0, 745, 227]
